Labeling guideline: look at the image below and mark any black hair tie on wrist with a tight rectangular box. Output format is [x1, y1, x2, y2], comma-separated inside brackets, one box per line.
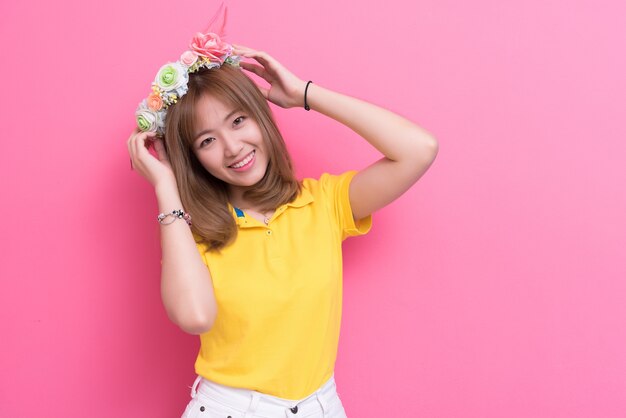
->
[304, 80, 313, 111]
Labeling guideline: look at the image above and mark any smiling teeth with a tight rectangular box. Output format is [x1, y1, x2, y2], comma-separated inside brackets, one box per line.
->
[230, 151, 254, 168]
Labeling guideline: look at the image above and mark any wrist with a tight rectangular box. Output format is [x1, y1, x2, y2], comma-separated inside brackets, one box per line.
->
[303, 80, 313, 111]
[155, 178, 178, 195]
[289, 79, 309, 109]
[155, 182, 183, 210]
[157, 209, 192, 226]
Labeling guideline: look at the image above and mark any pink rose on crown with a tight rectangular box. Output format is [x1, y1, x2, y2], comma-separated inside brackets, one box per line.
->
[180, 50, 198, 67]
[189, 32, 232, 63]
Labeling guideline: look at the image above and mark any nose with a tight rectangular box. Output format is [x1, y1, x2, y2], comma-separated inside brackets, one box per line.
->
[222, 133, 244, 159]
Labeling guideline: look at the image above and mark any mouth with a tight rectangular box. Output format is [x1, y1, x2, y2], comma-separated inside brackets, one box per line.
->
[228, 150, 256, 171]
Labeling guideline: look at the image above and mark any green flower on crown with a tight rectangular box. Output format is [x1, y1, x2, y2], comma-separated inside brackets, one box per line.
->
[158, 65, 178, 88]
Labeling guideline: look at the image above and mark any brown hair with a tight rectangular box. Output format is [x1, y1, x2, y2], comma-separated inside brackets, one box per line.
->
[163, 64, 301, 252]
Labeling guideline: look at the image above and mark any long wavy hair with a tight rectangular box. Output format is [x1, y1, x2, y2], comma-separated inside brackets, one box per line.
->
[163, 64, 301, 252]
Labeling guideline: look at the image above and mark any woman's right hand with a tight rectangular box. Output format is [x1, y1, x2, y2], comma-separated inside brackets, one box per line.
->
[127, 127, 177, 190]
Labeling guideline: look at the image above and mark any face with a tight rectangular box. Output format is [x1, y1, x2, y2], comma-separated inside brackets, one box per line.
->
[191, 93, 269, 196]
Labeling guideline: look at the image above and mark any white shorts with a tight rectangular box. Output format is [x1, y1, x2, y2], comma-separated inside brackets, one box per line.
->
[181, 373, 348, 418]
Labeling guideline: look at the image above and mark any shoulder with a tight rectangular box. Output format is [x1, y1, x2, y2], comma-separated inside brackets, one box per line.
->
[300, 170, 358, 197]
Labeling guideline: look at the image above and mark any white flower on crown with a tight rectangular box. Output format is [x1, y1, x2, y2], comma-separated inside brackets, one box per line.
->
[154, 62, 189, 95]
[135, 99, 163, 134]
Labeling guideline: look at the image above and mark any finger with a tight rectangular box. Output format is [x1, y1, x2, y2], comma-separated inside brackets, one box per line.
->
[132, 131, 156, 164]
[128, 130, 140, 169]
[246, 51, 272, 67]
[144, 135, 156, 150]
[232, 46, 253, 57]
[239, 61, 270, 80]
[257, 85, 269, 100]
[235, 45, 270, 61]
[232, 44, 254, 53]
[234, 46, 273, 66]
[128, 128, 154, 150]
[153, 138, 170, 163]
[127, 128, 140, 153]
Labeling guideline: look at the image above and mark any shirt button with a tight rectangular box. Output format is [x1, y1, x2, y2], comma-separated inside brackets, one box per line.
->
[266, 230, 272, 235]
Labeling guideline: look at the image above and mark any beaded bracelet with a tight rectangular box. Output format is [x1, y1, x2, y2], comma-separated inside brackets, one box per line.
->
[157, 209, 192, 226]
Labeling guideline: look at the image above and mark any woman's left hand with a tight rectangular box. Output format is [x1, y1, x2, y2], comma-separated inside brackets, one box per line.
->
[232, 45, 308, 109]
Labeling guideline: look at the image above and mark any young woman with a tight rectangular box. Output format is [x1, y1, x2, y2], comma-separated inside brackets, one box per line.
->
[127, 7, 438, 418]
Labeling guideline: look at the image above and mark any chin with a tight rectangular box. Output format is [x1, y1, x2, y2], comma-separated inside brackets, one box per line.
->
[226, 168, 268, 188]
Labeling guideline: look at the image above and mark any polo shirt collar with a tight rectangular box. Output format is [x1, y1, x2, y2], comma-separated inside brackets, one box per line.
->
[285, 186, 314, 208]
[229, 187, 314, 227]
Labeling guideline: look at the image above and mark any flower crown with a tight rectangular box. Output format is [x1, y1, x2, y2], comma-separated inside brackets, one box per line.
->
[135, 4, 241, 137]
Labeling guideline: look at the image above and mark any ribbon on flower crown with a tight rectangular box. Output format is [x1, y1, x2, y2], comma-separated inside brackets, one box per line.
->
[135, 2, 241, 137]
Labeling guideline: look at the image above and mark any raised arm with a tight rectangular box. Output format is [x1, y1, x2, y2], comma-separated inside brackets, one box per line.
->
[232, 45, 438, 221]
[304, 83, 438, 220]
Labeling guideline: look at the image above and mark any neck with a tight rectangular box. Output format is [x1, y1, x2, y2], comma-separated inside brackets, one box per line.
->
[229, 195, 267, 213]
[227, 185, 251, 209]
[227, 186, 275, 214]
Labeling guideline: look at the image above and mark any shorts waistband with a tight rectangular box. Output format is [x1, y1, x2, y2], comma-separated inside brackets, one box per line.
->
[189, 374, 338, 417]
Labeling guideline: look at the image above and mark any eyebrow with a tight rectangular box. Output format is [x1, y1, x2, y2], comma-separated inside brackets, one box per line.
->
[194, 108, 243, 140]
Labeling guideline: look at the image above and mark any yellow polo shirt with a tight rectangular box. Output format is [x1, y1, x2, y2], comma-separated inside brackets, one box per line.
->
[192, 170, 372, 400]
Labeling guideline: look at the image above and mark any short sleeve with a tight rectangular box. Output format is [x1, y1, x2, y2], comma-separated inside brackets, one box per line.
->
[321, 170, 373, 241]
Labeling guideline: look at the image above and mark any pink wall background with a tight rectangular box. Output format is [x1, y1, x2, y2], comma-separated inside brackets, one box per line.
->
[1, 0, 625, 416]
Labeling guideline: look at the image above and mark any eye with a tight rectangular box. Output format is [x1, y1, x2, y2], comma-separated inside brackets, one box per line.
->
[199, 137, 215, 148]
[233, 115, 246, 125]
